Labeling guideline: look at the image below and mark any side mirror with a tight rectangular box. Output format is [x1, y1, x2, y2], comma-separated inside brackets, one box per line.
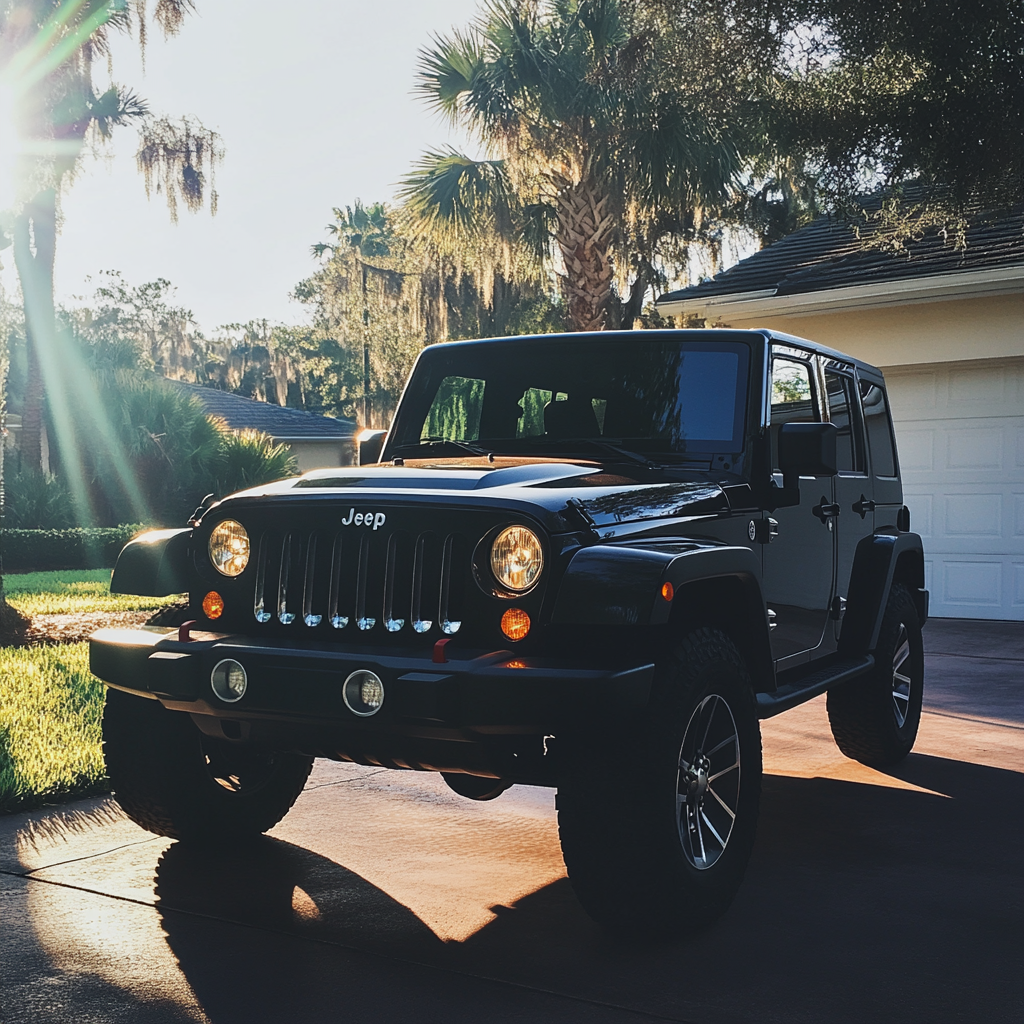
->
[778, 422, 838, 489]
[358, 430, 388, 466]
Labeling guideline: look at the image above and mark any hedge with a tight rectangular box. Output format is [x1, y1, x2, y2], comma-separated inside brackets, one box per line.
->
[1, 525, 150, 572]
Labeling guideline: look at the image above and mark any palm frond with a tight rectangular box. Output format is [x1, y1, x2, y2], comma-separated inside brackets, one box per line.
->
[397, 149, 514, 239]
[416, 29, 485, 123]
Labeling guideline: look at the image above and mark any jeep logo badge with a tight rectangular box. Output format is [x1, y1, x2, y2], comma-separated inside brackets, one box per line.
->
[341, 508, 387, 530]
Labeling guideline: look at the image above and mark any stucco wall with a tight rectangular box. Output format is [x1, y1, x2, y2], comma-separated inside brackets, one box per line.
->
[716, 292, 1024, 369]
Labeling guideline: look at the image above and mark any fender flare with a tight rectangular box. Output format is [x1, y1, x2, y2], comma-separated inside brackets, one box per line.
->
[840, 530, 928, 654]
[110, 528, 192, 597]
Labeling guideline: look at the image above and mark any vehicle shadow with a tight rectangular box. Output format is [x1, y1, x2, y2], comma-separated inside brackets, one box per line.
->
[149, 752, 1024, 1023]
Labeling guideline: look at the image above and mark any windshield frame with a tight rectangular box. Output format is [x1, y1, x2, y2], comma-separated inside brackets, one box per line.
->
[383, 331, 759, 471]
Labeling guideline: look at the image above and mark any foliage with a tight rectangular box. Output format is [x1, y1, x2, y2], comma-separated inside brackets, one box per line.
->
[0, 642, 107, 812]
[399, 0, 756, 330]
[3, 460, 75, 528]
[296, 200, 563, 426]
[212, 429, 298, 497]
[4, 568, 172, 614]
[1, 525, 146, 571]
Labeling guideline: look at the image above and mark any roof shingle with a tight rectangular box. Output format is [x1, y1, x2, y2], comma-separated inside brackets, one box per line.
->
[657, 202, 1024, 305]
[171, 380, 355, 439]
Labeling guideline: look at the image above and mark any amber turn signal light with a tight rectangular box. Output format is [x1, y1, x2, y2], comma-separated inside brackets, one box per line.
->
[500, 607, 530, 641]
[661, 582, 675, 602]
[202, 591, 225, 619]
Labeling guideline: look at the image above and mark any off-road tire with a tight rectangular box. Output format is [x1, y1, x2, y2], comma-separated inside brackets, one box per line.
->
[827, 583, 924, 768]
[103, 687, 313, 842]
[557, 628, 762, 939]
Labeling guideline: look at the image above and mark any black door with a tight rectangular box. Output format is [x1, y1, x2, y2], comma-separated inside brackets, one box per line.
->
[763, 352, 836, 666]
[825, 365, 875, 632]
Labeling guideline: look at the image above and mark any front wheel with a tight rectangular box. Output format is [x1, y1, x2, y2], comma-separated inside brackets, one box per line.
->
[103, 687, 313, 842]
[557, 628, 762, 938]
[827, 583, 924, 767]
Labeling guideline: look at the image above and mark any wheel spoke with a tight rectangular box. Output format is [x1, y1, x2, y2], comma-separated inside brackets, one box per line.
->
[893, 634, 910, 673]
[893, 688, 910, 704]
[700, 810, 727, 849]
[700, 696, 718, 750]
[708, 761, 739, 783]
[707, 784, 737, 820]
[704, 733, 737, 759]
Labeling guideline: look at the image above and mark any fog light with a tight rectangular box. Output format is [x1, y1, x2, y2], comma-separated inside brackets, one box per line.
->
[501, 607, 530, 641]
[342, 669, 384, 717]
[211, 659, 247, 702]
[203, 591, 224, 619]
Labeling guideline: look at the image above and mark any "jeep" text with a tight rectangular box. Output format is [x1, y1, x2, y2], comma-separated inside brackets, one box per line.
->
[341, 508, 387, 530]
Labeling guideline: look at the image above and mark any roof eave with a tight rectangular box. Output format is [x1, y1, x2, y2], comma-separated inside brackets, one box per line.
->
[655, 264, 1024, 320]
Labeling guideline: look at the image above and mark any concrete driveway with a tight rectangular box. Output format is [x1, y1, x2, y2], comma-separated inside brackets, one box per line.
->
[2, 619, 1021, 1023]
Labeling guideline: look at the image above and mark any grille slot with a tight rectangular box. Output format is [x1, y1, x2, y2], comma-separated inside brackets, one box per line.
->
[253, 527, 465, 638]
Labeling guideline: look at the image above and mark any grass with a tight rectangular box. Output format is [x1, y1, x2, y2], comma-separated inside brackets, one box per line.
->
[0, 643, 108, 812]
[5, 569, 179, 616]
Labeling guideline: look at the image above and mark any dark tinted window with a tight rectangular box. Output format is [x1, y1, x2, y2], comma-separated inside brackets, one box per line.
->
[393, 338, 751, 456]
[859, 380, 897, 477]
[825, 371, 863, 472]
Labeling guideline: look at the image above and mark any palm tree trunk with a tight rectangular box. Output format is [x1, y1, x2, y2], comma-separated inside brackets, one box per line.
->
[553, 176, 616, 332]
[12, 190, 58, 474]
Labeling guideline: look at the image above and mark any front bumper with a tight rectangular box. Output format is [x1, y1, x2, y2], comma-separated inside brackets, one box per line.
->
[89, 628, 654, 742]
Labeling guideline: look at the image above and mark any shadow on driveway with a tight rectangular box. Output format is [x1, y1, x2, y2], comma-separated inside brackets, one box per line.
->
[146, 752, 1023, 1024]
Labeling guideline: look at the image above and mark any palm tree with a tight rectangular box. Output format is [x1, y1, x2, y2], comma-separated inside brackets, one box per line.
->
[399, 0, 745, 331]
[0, 1, 222, 473]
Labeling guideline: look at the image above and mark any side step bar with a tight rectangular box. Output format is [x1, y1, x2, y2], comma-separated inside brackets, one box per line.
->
[757, 654, 875, 719]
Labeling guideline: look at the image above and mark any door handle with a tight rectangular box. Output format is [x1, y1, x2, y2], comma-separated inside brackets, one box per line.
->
[813, 497, 841, 524]
[852, 494, 875, 518]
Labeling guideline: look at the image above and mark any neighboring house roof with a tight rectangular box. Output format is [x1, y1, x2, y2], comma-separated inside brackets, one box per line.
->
[657, 201, 1024, 315]
[171, 380, 355, 440]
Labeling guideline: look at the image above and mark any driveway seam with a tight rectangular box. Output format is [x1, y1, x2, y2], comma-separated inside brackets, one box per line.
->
[5, 836, 165, 877]
[3, 870, 699, 1024]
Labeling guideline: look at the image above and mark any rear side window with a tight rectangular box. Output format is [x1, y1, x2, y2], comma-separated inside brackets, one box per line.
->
[825, 371, 864, 472]
[859, 380, 897, 477]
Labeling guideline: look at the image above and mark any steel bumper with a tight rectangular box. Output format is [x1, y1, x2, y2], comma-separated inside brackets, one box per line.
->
[89, 627, 655, 737]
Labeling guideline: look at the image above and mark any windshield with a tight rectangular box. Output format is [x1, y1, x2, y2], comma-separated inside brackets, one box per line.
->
[389, 335, 750, 459]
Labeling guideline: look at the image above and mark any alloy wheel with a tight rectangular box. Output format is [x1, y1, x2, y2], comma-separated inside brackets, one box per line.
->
[891, 624, 912, 728]
[676, 694, 741, 870]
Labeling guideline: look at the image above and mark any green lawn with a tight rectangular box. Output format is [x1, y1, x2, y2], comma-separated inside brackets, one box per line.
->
[0, 570, 183, 813]
[0, 643, 108, 812]
[5, 569, 178, 616]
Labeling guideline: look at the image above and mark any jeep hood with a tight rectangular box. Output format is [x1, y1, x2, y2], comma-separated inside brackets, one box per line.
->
[211, 459, 730, 533]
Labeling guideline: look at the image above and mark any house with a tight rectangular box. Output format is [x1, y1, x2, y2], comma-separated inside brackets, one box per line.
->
[656, 204, 1024, 621]
[172, 381, 357, 472]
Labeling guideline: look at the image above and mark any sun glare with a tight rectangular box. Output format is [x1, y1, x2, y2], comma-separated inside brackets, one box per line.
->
[0, 83, 19, 212]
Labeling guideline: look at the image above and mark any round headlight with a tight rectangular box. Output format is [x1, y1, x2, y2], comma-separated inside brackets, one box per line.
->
[209, 520, 250, 577]
[490, 526, 544, 592]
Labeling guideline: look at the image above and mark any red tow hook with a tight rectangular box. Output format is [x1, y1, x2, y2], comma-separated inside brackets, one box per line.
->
[178, 620, 198, 643]
[432, 638, 451, 664]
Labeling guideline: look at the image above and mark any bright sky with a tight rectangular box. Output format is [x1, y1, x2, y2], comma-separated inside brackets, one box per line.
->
[1, 0, 481, 332]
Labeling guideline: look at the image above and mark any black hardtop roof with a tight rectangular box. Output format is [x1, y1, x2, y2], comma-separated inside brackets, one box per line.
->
[419, 329, 884, 378]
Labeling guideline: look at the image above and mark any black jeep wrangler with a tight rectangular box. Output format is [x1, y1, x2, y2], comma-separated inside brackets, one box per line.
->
[91, 329, 928, 937]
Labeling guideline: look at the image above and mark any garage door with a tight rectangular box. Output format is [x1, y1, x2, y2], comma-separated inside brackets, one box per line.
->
[884, 358, 1024, 620]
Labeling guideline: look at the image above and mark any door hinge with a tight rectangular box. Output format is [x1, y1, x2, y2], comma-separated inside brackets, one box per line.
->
[751, 517, 779, 544]
[830, 596, 847, 620]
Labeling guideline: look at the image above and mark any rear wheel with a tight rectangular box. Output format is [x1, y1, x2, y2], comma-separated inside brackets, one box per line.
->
[557, 628, 762, 938]
[828, 583, 924, 767]
[103, 687, 313, 842]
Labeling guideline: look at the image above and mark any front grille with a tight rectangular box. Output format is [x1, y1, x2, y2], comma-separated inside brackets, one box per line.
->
[251, 528, 469, 638]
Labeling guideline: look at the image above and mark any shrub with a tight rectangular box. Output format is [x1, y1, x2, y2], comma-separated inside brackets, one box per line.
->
[3, 463, 76, 529]
[213, 429, 299, 497]
[1, 525, 147, 572]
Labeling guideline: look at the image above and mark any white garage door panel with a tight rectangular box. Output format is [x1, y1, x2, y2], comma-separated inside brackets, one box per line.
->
[886, 358, 1024, 620]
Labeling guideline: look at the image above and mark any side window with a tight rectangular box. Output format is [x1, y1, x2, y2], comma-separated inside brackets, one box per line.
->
[770, 356, 817, 471]
[421, 375, 485, 441]
[825, 371, 864, 472]
[859, 380, 897, 477]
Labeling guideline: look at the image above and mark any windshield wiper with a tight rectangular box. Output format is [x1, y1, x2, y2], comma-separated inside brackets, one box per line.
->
[547, 438, 664, 470]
